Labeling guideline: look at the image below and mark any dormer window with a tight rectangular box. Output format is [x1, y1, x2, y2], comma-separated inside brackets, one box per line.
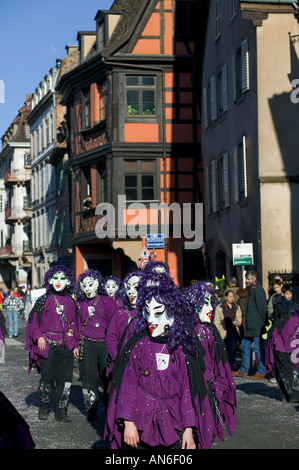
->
[97, 20, 105, 52]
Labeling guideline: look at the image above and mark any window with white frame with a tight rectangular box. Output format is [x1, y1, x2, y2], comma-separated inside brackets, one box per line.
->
[215, 0, 221, 39]
[234, 136, 248, 203]
[232, 39, 249, 102]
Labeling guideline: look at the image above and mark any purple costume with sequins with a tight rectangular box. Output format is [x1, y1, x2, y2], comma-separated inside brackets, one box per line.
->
[76, 295, 118, 415]
[115, 336, 197, 447]
[184, 282, 237, 446]
[26, 265, 78, 421]
[265, 308, 299, 402]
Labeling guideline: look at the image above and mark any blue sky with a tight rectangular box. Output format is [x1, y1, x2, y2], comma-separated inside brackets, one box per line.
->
[0, 0, 113, 148]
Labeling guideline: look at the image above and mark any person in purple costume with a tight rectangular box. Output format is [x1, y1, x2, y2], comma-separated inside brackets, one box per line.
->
[265, 294, 299, 403]
[26, 265, 78, 422]
[183, 281, 237, 446]
[74, 269, 118, 419]
[106, 270, 143, 369]
[103, 275, 124, 307]
[0, 308, 5, 360]
[105, 271, 209, 449]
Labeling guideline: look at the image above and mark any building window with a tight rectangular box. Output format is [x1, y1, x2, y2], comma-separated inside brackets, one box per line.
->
[82, 88, 90, 129]
[124, 159, 155, 201]
[203, 64, 228, 128]
[215, 0, 221, 39]
[0, 195, 2, 212]
[45, 117, 50, 146]
[126, 76, 156, 116]
[98, 81, 107, 121]
[233, 39, 249, 102]
[234, 137, 248, 203]
[207, 153, 230, 214]
[207, 160, 219, 214]
[97, 20, 105, 52]
[218, 153, 230, 210]
[175, 1, 198, 38]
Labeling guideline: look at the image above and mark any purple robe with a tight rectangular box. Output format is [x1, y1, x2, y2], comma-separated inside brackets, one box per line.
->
[76, 296, 118, 344]
[106, 307, 137, 362]
[265, 316, 299, 377]
[26, 294, 78, 374]
[105, 336, 198, 449]
[193, 322, 237, 445]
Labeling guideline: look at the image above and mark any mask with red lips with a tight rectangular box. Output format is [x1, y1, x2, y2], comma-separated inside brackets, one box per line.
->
[143, 297, 174, 337]
[124, 275, 140, 307]
[80, 276, 99, 299]
[49, 272, 71, 293]
[196, 293, 213, 323]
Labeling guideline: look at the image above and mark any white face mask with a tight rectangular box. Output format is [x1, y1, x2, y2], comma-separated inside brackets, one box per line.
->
[105, 280, 119, 297]
[49, 272, 70, 293]
[125, 275, 140, 306]
[197, 293, 213, 323]
[80, 276, 99, 299]
[143, 297, 174, 337]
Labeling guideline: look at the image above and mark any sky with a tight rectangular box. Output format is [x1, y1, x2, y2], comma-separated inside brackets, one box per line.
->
[0, 0, 114, 149]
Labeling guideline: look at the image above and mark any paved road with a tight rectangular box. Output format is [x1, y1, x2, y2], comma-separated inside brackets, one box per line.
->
[1, 319, 299, 451]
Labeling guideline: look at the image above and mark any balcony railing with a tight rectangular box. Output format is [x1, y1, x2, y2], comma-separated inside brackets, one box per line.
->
[4, 168, 30, 184]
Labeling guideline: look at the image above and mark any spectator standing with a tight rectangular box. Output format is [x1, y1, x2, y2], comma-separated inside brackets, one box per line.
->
[3, 289, 24, 338]
[214, 289, 243, 368]
[232, 270, 268, 379]
[268, 279, 283, 320]
[228, 277, 240, 298]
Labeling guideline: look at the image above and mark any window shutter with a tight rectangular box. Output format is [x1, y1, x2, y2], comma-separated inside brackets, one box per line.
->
[234, 146, 239, 202]
[242, 136, 248, 198]
[241, 39, 249, 92]
[232, 54, 237, 102]
[223, 152, 230, 208]
[203, 87, 208, 129]
[222, 64, 228, 112]
[207, 165, 212, 214]
[210, 75, 217, 121]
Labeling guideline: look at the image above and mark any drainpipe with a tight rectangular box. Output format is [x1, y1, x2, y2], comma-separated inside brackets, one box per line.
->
[104, 60, 168, 264]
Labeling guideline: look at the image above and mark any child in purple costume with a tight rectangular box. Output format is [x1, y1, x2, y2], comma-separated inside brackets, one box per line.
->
[265, 302, 299, 403]
[184, 281, 237, 446]
[74, 269, 119, 418]
[26, 265, 78, 422]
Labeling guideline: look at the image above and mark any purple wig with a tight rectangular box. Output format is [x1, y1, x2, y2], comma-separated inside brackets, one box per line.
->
[118, 270, 143, 306]
[134, 271, 198, 354]
[43, 265, 75, 296]
[183, 281, 217, 323]
[103, 275, 122, 300]
[142, 261, 170, 277]
[75, 269, 105, 301]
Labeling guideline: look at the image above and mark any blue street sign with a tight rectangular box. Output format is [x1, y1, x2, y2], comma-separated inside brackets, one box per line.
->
[146, 234, 165, 249]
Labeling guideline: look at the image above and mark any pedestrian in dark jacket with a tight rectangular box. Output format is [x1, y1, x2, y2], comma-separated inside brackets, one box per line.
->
[232, 270, 268, 379]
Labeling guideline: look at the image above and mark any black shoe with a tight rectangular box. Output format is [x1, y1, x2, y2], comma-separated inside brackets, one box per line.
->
[38, 407, 49, 420]
[55, 412, 72, 422]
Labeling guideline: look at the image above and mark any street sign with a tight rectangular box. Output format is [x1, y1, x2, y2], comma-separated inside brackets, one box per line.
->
[139, 257, 150, 269]
[232, 243, 254, 266]
[146, 234, 165, 249]
[139, 247, 151, 259]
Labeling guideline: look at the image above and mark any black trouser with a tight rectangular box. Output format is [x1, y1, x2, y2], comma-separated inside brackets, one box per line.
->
[274, 350, 299, 402]
[39, 344, 73, 416]
[79, 340, 108, 412]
